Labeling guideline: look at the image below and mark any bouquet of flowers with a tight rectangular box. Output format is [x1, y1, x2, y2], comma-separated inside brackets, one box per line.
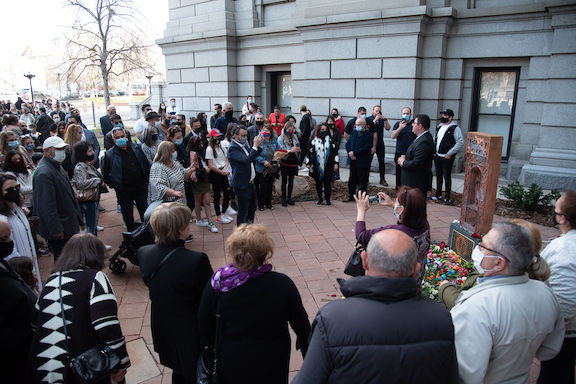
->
[421, 242, 476, 302]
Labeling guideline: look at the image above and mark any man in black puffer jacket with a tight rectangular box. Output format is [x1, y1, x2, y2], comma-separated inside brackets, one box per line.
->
[293, 229, 459, 384]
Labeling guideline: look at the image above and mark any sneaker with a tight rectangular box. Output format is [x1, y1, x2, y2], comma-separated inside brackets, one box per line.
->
[431, 196, 441, 201]
[98, 205, 106, 212]
[97, 226, 104, 231]
[326, 200, 331, 206]
[226, 206, 237, 215]
[317, 199, 323, 206]
[116, 205, 121, 213]
[196, 218, 209, 227]
[221, 213, 234, 223]
[185, 234, 194, 242]
[444, 199, 452, 206]
[207, 222, 219, 233]
[105, 245, 112, 251]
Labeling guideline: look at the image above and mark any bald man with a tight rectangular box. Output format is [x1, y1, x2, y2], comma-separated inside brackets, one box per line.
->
[100, 104, 117, 136]
[294, 229, 458, 383]
[0, 219, 37, 383]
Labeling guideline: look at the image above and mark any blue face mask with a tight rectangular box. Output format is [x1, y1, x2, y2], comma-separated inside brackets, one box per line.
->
[174, 138, 183, 145]
[402, 114, 410, 122]
[321, 130, 329, 136]
[25, 144, 35, 151]
[355, 125, 363, 132]
[115, 138, 127, 147]
[394, 204, 402, 219]
[171, 152, 178, 161]
[360, 114, 366, 119]
[8, 141, 19, 149]
[115, 123, 124, 128]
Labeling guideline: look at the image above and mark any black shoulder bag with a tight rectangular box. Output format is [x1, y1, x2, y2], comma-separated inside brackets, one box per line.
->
[344, 231, 367, 277]
[58, 272, 120, 384]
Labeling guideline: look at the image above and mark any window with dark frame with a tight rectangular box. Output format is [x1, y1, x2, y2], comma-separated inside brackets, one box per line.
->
[470, 68, 520, 160]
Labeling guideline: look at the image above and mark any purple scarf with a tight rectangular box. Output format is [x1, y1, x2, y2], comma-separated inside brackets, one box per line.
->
[211, 263, 272, 292]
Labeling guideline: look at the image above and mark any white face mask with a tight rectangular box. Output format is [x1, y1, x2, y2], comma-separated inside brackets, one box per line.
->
[471, 246, 499, 274]
[393, 204, 402, 219]
[53, 149, 66, 163]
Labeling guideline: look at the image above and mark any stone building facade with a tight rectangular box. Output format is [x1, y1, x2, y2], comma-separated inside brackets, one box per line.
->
[157, 0, 576, 189]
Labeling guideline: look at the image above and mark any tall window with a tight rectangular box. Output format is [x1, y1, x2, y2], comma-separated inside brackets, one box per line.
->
[471, 68, 520, 159]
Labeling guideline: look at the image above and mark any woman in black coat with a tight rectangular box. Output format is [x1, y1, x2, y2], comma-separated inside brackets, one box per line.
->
[198, 224, 310, 384]
[307, 122, 339, 206]
[137, 202, 213, 384]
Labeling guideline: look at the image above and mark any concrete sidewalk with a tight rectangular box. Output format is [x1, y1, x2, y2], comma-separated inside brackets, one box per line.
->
[37, 173, 560, 383]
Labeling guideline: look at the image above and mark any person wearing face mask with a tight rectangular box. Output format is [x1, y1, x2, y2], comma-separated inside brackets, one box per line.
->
[141, 125, 160, 165]
[0, 172, 42, 293]
[213, 102, 238, 134]
[183, 117, 206, 150]
[277, 122, 301, 207]
[157, 101, 167, 119]
[1, 113, 24, 136]
[391, 107, 416, 189]
[145, 111, 165, 142]
[325, 115, 342, 191]
[103, 127, 150, 231]
[343, 118, 373, 202]
[298, 105, 312, 167]
[134, 104, 153, 143]
[450, 222, 565, 384]
[206, 129, 233, 223]
[344, 106, 367, 141]
[0, 218, 37, 384]
[354, 187, 430, 290]
[104, 113, 133, 150]
[255, 126, 279, 211]
[242, 95, 253, 115]
[166, 98, 180, 120]
[433, 109, 463, 205]
[71, 141, 105, 237]
[538, 190, 576, 383]
[196, 112, 208, 134]
[227, 125, 263, 225]
[32, 136, 83, 261]
[268, 105, 286, 137]
[188, 136, 219, 233]
[247, 112, 265, 146]
[307, 123, 339, 206]
[0, 130, 33, 170]
[331, 108, 344, 134]
[174, 113, 190, 136]
[366, 105, 392, 187]
[3, 151, 33, 208]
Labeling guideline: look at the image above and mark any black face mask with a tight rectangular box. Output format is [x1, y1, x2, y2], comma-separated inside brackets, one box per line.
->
[255, 120, 264, 126]
[552, 210, 559, 226]
[0, 240, 14, 259]
[327, 123, 335, 129]
[225, 110, 234, 119]
[151, 134, 159, 141]
[4, 189, 20, 203]
[440, 116, 450, 124]
[86, 154, 95, 161]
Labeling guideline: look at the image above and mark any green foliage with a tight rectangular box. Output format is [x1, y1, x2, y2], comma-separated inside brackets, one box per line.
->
[499, 181, 561, 211]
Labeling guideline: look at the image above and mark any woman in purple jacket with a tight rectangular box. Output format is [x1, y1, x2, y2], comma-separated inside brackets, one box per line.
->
[354, 187, 430, 293]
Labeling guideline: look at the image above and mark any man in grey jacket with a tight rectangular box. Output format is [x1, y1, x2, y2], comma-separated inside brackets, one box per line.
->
[32, 136, 83, 261]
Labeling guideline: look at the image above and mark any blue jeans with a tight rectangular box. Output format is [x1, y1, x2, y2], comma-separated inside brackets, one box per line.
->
[79, 201, 99, 236]
[235, 184, 257, 226]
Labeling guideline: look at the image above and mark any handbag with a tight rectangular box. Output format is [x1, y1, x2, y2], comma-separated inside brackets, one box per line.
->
[344, 231, 367, 277]
[197, 295, 221, 384]
[58, 272, 120, 384]
[72, 184, 100, 203]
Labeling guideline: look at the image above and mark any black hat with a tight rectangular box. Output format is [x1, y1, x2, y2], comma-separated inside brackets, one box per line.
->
[145, 111, 160, 120]
[440, 109, 454, 117]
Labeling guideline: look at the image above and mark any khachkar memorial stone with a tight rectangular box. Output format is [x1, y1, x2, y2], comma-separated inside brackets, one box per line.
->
[449, 132, 503, 260]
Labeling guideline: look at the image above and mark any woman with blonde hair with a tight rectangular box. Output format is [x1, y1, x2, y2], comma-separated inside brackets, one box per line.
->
[19, 107, 35, 127]
[138, 202, 213, 383]
[62, 124, 83, 178]
[0, 130, 32, 170]
[199, 224, 310, 384]
[510, 218, 551, 281]
[148, 141, 195, 207]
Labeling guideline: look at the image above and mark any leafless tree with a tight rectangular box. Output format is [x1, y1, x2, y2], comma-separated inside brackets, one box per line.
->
[61, 0, 158, 106]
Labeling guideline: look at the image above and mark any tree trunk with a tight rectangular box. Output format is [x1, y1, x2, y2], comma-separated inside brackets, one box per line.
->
[102, 66, 110, 107]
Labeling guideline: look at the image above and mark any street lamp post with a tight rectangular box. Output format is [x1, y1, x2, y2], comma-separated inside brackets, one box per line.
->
[24, 72, 36, 105]
[145, 73, 153, 96]
[56, 72, 61, 99]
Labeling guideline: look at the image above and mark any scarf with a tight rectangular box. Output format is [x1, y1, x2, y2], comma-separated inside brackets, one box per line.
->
[312, 136, 330, 178]
[211, 263, 272, 292]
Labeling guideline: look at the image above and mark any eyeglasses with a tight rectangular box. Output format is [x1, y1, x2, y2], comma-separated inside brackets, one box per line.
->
[478, 243, 510, 262]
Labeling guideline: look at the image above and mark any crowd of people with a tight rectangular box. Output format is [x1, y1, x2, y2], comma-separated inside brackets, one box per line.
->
[0, 95, 574, 384]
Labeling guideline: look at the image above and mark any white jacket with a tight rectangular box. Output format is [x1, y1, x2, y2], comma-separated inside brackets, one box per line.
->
[451, 273, 565, 384]
[541, 229, 576, 336]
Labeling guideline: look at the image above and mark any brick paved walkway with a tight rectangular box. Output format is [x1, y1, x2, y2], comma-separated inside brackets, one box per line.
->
[37, 181, 560, 383]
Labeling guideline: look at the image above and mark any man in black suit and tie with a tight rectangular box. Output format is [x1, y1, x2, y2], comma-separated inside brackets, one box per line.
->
[227, 125, 263, 225]
[397, 114, 435, 197]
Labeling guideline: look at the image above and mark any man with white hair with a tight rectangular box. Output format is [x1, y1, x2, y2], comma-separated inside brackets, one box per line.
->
[100, 104, 116, 136]
[294, 229, 458, 383]
[451, 222, 565, 384]
[213, 102, 237, 133]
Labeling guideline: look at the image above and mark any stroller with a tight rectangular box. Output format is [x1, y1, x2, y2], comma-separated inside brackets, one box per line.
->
[108, 201, 163, 274]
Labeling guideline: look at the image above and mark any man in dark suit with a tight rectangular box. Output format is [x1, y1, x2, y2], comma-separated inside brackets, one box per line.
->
[227, 125, 263, 225]
[343, 118, 373, 202]
[100, 105, 116, 136]
[398, 114, 435, 197]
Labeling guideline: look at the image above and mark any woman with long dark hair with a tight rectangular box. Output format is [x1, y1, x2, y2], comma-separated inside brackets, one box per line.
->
[3, 150, 33, 208]
[188, 136, 218, 233]
[27, 233, 130, 383]
[277, 121, 301, 207]
[307, 123, 339, 206]
[206, 129, 233, 223]
[255, 126, 279, 210]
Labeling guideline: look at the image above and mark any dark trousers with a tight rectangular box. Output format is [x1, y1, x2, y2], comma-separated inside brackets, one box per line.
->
[434, 155, 455, 200]
[538, 337, 576, 384]
[281, 164, 297, 200]
[376, 145, 386, 181]
[49, 238, 70, 262]
[210, 173, 231, 216]
[116, 187, 148, 231]
[395, 152, 404, 188]
[172, 370, 195, 384]
[235, 184, 257, 226]
[348, 161, 369, 198]
[185, 181, 195, 212]
[256, 171, 276, 208]
[314, 173, 333, 202]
